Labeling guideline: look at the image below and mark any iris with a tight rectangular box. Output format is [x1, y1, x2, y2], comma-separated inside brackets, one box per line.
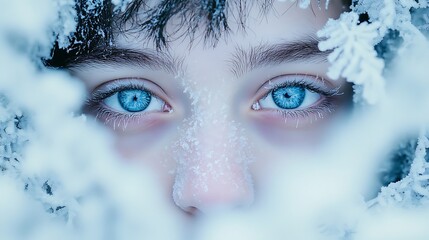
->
[272, 86, 306, 109]
[118, 89, 151, 112]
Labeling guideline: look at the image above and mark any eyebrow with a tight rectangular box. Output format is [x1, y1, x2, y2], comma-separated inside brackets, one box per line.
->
[228, 36, 329, 77]
[66, 47, 183, 74]
[66, 36, 327, 77]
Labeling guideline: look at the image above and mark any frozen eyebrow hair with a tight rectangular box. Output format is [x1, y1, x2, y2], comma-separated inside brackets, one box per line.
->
[44, 0, 352, 68]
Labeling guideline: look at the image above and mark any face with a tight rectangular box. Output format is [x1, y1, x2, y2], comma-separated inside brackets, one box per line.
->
[72, 0, 351, 220]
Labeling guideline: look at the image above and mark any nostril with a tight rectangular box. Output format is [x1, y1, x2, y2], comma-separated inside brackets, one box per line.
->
[173, 166, 255, 215]
[183, 206, 201, 217]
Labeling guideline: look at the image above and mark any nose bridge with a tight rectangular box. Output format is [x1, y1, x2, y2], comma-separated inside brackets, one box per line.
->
[172, 93, 254, 213]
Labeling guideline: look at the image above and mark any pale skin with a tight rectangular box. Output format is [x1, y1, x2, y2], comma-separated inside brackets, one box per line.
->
[71, 0, 351, 220]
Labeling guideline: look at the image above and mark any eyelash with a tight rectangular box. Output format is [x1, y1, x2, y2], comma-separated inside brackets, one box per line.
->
[253, 76, 341, 122]
[88, 83, 155, 104]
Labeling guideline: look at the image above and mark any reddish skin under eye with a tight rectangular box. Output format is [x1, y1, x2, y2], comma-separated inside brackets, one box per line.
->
[94, 111, 173, 134]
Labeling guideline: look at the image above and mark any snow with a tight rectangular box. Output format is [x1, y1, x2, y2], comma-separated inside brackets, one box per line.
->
[318, 12, 385, 104]
[0, 0, 429, 239]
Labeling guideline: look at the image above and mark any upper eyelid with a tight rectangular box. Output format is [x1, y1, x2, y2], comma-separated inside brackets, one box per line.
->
[265, 80, 341, 97]
[93, 78, 167, 93]
[264, 74, 329, 90]
[88, 78, 168, 102]
[91, 83, 154, 102]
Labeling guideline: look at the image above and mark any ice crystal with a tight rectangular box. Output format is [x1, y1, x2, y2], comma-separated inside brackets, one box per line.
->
[370, 130, 429, 207]
[318, 12, 385, 104]
[412, 7, 429, 36]
[0, 96, 28, 174]
[317, 0, 429, 104]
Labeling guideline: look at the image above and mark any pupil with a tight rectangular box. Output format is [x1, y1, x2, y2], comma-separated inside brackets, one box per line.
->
[118, 89, 151, 112]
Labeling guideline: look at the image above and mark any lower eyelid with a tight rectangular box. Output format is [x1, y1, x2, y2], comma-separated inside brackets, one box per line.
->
[93, 108, 173, 132]
[250, 98, 337, 128]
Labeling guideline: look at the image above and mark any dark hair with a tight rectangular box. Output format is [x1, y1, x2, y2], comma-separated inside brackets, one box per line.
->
[45, 0, 351, 68]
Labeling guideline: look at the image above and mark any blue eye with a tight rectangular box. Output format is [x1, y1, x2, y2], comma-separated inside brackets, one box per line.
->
[102, 87, 166, 114]
[257, 83, 322, 111]
[272, 86, 305, 109]
[118, 89, 151, 112]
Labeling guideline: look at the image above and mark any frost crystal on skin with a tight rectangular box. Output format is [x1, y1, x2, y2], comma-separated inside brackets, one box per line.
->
[172, 77, 254, 211]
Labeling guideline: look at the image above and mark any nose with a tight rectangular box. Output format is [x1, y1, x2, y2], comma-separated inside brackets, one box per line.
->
[172, 117, 254, 214]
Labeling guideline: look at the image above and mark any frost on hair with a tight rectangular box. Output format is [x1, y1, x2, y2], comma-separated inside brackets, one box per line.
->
[45, 0, 280, 68]
[120, 0, 231, 48]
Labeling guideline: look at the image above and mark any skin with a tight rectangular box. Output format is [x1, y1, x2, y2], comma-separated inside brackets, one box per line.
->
[72, 0, 351, 222]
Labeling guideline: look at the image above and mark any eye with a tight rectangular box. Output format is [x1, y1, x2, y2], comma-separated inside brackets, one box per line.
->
[259, 85, 321, 110]
[104, 89, 166, 113]
[251, 75, 342, 125]
[84, 78, 173, 131]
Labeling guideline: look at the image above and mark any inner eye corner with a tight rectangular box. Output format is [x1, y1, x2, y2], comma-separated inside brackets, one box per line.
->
[251, 101, 261, 111]
[162, 102, 173, 113]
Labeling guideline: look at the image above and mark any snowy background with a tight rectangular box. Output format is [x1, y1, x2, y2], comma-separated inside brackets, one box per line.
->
[1, 0, 429, 239]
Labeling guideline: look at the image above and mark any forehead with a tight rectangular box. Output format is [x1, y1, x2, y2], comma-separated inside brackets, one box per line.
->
[115, 0, 345, 50]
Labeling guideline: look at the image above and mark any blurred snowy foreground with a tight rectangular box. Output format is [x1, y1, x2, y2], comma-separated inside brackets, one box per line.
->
[1, 0, 429, 240]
